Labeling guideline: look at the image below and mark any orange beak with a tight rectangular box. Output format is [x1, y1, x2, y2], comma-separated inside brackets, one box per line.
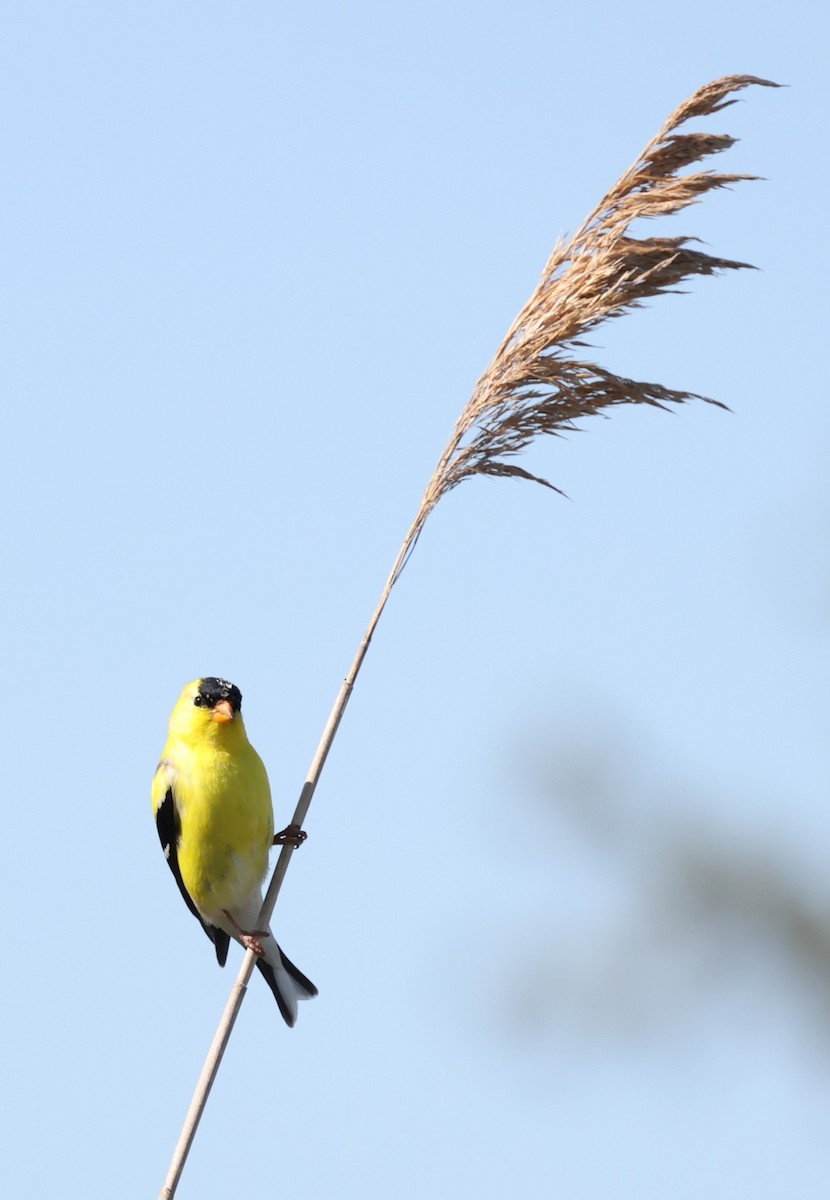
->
[212, 699, 235, 723]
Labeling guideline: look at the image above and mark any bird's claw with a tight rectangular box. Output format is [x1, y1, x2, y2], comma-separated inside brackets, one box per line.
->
[241, 933, 268, 957]
[223, 909, 271, 956]
[274, 823, 307, 848]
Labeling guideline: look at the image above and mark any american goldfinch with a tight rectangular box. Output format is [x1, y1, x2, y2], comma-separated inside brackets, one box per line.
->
[152, 677, 317, 1026]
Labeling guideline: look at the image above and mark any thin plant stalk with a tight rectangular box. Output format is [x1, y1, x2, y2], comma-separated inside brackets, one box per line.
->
[160, 74, 778, 1197]
[159, 525, 417, 1199]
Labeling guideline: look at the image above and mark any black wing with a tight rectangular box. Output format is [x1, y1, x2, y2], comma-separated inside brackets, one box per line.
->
[155, 783, 230, 967]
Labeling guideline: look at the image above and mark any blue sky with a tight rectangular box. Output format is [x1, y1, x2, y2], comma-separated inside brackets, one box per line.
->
[2, 4, 827, 1198]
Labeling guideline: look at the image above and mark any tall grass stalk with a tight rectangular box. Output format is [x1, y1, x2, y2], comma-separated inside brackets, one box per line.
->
[160, 73, 778, 1197]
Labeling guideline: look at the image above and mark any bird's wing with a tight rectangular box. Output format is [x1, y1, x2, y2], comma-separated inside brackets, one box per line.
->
[152, 762, 230, 967]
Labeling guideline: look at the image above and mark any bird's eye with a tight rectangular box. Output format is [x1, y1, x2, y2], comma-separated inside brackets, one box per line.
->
[193, 695, 204, 707]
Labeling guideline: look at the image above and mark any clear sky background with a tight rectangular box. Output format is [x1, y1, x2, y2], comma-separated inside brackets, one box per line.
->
[2, 3, 827, 1198]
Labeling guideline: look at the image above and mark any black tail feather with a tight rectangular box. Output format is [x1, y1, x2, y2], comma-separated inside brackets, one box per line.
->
[255, 957, 296, 1026]
[255, 948, 317, 1028]
[278, 948, 318, 998]
[211, 926, 230, 967]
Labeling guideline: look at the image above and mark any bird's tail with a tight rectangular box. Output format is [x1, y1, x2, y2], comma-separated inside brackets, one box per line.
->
[256, 939, 318, 1027]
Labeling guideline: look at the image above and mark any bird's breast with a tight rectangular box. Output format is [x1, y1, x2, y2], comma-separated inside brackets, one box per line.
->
[174, 748, 273, 920]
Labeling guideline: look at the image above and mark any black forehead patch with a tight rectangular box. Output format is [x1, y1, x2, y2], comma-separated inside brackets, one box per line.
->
[198, 677, 243, 713]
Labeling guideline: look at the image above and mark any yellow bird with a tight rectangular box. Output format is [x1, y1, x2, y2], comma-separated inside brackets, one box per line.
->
[151, 677, 317, 1026]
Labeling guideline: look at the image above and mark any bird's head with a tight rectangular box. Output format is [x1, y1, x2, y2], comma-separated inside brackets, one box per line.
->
[168, 676, 247, 744]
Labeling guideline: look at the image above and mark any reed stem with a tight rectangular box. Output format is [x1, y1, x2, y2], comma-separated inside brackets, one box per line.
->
[159, 74, 777, 1196]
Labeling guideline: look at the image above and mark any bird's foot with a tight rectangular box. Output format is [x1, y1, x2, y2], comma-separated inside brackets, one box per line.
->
[223, 909, 271, 957]
[241, 933, 268, 956]
[273, 823, 307, 848]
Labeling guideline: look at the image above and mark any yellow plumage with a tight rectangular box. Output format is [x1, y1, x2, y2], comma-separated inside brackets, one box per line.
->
[152, 677, 316, 1026]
